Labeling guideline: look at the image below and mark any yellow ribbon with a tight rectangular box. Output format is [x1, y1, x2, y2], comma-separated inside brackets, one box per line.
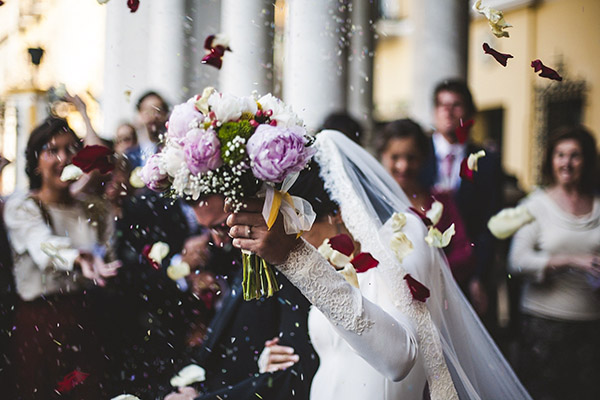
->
[266, 190, 294, 230]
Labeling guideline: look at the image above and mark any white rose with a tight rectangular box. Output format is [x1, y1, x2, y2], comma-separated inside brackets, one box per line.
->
[426, 201, 444, 226]
[208, 92, 256, 123]
[257, 94, 302, 128]
[170, 364, 206, 388]
[60, 164, 83, 182]
[160, 143, 186, 178]
[424, 224, 456, 248]
[487, 205, 534, 239]
[167, 261, 191, 281]
[148, 242, 170, 265]
[390, 232, 413, 263]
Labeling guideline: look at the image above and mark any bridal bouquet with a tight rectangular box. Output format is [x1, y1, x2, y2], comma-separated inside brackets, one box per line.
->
[140, 88, 316, 300]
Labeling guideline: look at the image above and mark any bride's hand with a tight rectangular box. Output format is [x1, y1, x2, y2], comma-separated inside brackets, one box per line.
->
[75, 253, 122, 286]
[258, 337, 300, 373]
[226, 198, 301, 265]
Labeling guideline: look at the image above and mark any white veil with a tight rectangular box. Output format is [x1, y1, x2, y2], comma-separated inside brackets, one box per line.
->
[313, 130, 531, 400]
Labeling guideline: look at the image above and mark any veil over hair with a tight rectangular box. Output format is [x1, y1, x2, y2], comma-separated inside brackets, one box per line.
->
[312, 130, 531, 400]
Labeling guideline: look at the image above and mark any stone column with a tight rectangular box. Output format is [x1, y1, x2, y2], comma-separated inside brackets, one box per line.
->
[348, 0, 376, 144]
[410, 0, 469, 127]
[284, 0, 349, 130]
[147, 0, 187, 105]
[102, 1, 150, 136]
[219, 0, 274, 96]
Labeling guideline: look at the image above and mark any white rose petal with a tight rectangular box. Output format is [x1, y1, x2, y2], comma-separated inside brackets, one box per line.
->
[425, 224, 456, 248]
[212, 33, 230, 49]
[129, 167, 145, 188]
[111, 395, 140, 400]
[60, 164, 83, 182]
[473, 0, 512, 38]
[318, 240, 351, 268]
[97, 0, 111, 4]
[195, 87, 216, 115]
[467, 150, 486, 172]
[167, 262, 191, 281]
[487, 205, 534, 239]
[149, 242, 170, 265]
[338, 263, 359, 288]
[170, 364, 206, 388]
[390, 232, 413, 263]
[426, 201, 444, 226]
[391, 212, 407, 232]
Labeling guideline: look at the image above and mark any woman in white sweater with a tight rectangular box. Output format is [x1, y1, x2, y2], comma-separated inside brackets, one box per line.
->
[4, 117, 120, 398]
[509, 126, 600, 399]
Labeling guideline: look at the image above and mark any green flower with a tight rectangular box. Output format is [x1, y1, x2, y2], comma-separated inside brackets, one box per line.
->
[217, 121, 255, 164]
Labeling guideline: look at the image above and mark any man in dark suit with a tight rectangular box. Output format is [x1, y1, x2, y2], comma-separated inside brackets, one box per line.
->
[165, 195, 318, 400]
[420, 79, 503, 325]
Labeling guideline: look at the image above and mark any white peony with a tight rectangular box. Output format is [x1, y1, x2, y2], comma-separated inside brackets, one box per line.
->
[60, 164, 83, 182]
[170, 364, 206, 388]
[426, 201, 444, 226]
[208, 92, 257, 123]
[488, 205, 534, 239]
[425, 224, 456, 248]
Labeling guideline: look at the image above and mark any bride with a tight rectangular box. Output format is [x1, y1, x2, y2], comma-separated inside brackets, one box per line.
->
[227, 130, 531, 399]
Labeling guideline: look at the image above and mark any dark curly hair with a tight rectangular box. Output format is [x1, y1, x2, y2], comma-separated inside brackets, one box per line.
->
[541, 125, 597, 194]
[376, 118, 430, 159]
[25, 117, 81, 190]
[433, 79, 476, 117]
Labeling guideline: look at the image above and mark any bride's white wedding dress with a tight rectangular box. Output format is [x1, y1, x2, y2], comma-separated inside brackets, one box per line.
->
[277, 130, 531, 400]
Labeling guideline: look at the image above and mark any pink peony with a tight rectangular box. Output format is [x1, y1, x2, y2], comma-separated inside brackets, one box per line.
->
[182, 128, 222, 175]
[140, 154, 170, 192]
[246, 124, 314, 183]
[168, 99, 204, 143]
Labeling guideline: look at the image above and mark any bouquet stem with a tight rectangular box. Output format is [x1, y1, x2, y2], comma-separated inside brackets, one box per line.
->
[242, 251, 279, 300]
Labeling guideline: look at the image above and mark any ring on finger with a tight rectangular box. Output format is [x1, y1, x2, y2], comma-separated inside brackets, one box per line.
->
[247, 225, 252, 238]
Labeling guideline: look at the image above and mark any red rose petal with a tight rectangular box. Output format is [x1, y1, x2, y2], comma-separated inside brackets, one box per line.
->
[455, 119, 474, 144]
[531, 59, 563, 81]
[351, 252, 379, 273]
[127, 0, 139, 13]
[328, 234, 355, 256]
[142, 244, 160, 270]
[201, 50, 224, 70]
[404, 274, 430, 302]
[56, 370, 90, 393]
[409, 207, 433, 227]
[482, 43, 513, 67]
[72, 145, 114, 174]
[459, 157, 474, 181]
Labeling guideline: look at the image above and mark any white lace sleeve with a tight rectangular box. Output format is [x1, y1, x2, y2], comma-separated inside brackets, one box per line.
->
[277, 239, 419, 382]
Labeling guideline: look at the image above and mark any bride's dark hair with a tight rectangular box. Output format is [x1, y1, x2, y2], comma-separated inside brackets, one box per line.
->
[289, 160, 338, 220]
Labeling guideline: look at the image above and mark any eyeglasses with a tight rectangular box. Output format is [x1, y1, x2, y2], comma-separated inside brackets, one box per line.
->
[41, 143, 80, 158]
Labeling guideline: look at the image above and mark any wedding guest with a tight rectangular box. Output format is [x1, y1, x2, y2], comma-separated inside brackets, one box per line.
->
[114, 122, 138, 155]
[508, 126, 600, 399]
[379, 119, 475, 286]
[419, 79, 502, 320]
[126, 91, 169, 168]
[4, 117, 120, 398]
